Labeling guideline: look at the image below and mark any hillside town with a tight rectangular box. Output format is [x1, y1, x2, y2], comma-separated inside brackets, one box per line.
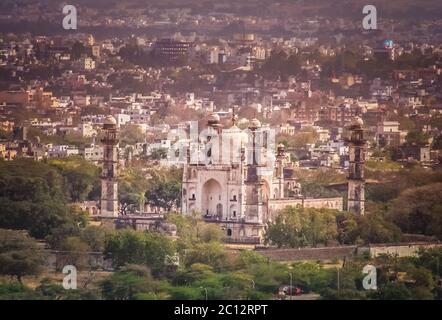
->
[0, 0, 442, 302]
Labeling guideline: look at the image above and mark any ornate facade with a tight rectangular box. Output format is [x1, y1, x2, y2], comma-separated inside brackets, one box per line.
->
[182, 114, 343, 243]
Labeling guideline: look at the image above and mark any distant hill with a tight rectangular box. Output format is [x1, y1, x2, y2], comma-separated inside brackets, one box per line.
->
[3, 0, 442, 20]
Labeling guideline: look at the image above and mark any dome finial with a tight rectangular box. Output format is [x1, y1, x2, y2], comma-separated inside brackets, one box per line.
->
[231, 107, 238, 126]
[351, 116, 364, 127]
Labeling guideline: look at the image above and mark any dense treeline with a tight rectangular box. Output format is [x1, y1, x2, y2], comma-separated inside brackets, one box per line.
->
[1, 225, 442, 300]
[268, 165, 442, 248]
[0, 158, 98, 239]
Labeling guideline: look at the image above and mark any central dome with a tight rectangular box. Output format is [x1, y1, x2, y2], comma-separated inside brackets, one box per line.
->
[104, 115, 117, 126]
[249, 118, 261, 129]
[351, 116, 364, 127]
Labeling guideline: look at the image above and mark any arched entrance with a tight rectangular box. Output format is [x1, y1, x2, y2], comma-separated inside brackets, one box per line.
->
[202, 178, 223, 218]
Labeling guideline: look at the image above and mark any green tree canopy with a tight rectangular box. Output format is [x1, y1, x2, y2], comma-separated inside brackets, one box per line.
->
[388, 183, 442, 239]
[0, 159, 88, 239]
[0, 229, 45, 283]
[266, 207, 339, 248]
[49, 156, 100, 202]
[100, 264, 165, 300]
[145, 167, 182, 212]
[105, 229, 176, 275]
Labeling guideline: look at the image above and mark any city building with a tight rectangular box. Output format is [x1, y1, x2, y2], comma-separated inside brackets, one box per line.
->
[153, 38, 191, 61]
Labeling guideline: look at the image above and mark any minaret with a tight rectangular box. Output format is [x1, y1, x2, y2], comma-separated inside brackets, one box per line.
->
[347, 117, 366, 215]
[206, 112, 222, 164]
[276, 143, 285, 199]
[100, 115, 119, 217]
[246, 118, 263, 222]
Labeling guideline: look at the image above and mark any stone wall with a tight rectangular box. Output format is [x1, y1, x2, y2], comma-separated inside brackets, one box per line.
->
[357, 242, 442, 258]
[268, 197, 344, 216]
[255, 246, 358, 261]
[255, 242, 442, 262]
[43, 250, 113, 271]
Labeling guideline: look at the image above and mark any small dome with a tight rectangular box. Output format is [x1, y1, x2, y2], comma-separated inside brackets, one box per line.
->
[207, 113, 220, 123]
[249, 118, 261, 128]
[351, 116, 363, 127]
[104, 115, 117, 126]
[278, 143, 285, 149]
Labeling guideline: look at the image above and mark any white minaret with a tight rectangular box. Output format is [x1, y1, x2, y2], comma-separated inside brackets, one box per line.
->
[100, 115, 119, 217]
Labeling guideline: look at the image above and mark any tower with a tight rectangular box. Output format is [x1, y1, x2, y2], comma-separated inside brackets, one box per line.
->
[245, 118, 263, 222]
[347, 117, 366, 215]
[100, 115, 119, 217]
[275, 143, 286, 199]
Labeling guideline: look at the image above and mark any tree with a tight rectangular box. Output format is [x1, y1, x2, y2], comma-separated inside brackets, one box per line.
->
[265, 207, 338, 248]
[119, 167, 150, 215]
[71, 41, 87, 60]
[0, 282, 41, 300]
[80, 226, 107, 252]
[336, 211, 360, 245]
[258, 51, 303, 80]
[357, 212, 403, 244]
[105, 229, 176, 275]
[145, 168, 182, 212]
[100, 264, 164, 300]
[36, 278, 99, 300]
[432, 134, 442, 150]
[389, 183, 442, 239]
[49, 156, 100, 203]
[199, 224, 224, 243]
[413, 248, 442, 278]
[0, 159, 87, 239]
[183, 242, 228, 271]
[59, 236, 91, 270]
[277, 128, 319, 149]
[369, 282, 411, 300]
[165, 212, 222, 252]
[0, 229, 45, 283]
[405, 130, 430, 146]
[119, 124, 145, 146]
[166, 285, 204, 300]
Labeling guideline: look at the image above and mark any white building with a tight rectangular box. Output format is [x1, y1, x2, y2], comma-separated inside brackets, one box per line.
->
[181, 114, 343, 243]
